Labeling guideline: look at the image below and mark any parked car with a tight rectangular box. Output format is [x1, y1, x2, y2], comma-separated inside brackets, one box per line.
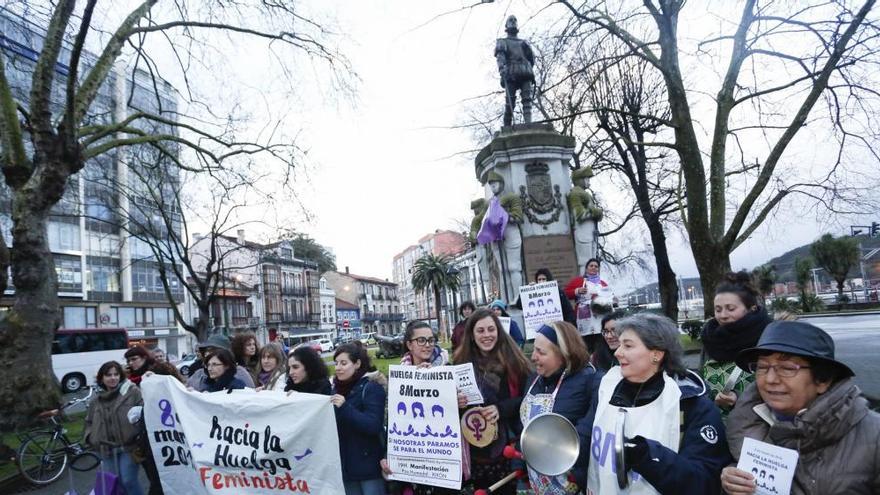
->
[294, 341, 323, 353]
[359, 332, 377, 346]
[334, 334, 353, 347]
[315, 338, 334, 352]
[175, 353, 198, 376]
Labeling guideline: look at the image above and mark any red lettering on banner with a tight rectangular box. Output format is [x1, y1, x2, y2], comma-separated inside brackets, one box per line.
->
[197, 467, 311, 492]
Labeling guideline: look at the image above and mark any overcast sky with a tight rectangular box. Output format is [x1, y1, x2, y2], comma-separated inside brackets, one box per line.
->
[78, 0, 876, 290]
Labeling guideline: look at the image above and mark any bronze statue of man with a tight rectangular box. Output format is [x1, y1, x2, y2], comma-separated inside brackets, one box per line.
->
[495, 15, 535, 126]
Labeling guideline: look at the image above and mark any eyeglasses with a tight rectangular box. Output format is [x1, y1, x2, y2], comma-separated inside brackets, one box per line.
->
[409, 337, 437, 346]
[602, 329, 616, 337]
[748, 362, 810, 378]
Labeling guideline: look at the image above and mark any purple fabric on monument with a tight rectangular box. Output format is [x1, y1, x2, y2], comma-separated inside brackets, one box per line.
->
[477, 197, 509, 245]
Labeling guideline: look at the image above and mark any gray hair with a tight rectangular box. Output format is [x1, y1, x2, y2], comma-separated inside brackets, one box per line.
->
[615, 313, 687, 377]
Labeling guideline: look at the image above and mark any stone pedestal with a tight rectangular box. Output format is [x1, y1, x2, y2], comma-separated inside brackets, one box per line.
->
[474, 123, 599, 305]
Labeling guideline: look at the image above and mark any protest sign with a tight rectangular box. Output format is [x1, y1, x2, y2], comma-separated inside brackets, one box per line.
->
[452, 363, 484, 405]
[737, 437, 798, 495]
[498, 316, 511, 334]
[141, 375, 343, 494]
[518, 281, 563, 339]
[387, 365, 463, 490]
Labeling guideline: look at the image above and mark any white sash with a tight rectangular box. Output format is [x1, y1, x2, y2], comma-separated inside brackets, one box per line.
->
[586, 367, 680, 495]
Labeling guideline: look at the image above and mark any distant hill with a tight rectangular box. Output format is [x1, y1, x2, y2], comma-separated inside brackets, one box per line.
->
[762, 234, 880, 284]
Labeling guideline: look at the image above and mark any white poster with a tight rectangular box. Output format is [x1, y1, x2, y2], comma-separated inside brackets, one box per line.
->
[498, 316, 511, 334]
[387, 365, 463, 490]
[452, 363, 484, 406]
[519, 281, 563, 339]
[737, 437, 799, 495]
[141, 375, 344, 494]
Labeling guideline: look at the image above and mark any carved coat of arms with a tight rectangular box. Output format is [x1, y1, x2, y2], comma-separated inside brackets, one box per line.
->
[520, 162, 563, 228]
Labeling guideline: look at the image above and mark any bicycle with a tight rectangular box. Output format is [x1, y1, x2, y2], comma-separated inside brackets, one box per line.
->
[16, 386, 101, 485]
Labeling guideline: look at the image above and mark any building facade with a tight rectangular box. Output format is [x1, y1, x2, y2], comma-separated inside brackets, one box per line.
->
[335, 298, 361, 340]
[188, 230, 325, 346]
[319, 277, 337, 339]
[392, 230, 467, 325]
[0, 11, 189, 357]
[323, 267, 403, 336]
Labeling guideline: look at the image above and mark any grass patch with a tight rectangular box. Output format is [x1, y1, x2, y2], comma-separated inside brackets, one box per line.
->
[679, 334, 702, 352]
[0, 412, 87, 482]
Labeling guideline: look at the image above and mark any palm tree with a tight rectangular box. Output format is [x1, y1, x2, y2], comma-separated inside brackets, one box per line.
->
[751, 264, 776, 305]
[411, 254, 460, 342]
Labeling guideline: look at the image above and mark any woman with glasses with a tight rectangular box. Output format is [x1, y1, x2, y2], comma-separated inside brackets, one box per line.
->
[591, 311, 625, 371]
[722, 321, 880, 494]
[585, 313, 729, 494]
[453, 308, 531, 495]
[203, 349, 247, 393]
[700, 271, 773, 416]
[381, 320, 460, 494]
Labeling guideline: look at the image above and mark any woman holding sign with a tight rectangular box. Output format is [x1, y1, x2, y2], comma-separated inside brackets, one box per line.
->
[523, 321, 603, 492]
[332, 342, 387, 495]
[722, 321, 880, 495]
[563, 258, 616, 353]
[381, 320, 461, 495]
[453, 308, 531, 495]
[584, 313, 730, 494]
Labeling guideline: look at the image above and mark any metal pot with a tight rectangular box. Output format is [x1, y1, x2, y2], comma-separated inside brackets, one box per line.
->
[614, 408, 628, 489]
[519, 412, 580, 476]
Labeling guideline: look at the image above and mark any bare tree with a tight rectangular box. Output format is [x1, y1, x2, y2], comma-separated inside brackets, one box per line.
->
[557, 0, 880, 316]
[0, 0, 352, 429]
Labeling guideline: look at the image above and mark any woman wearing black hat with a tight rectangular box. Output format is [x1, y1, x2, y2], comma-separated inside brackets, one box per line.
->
[722, 321, 880, 494]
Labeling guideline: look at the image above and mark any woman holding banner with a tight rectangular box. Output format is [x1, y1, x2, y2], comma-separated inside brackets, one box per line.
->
[203, 349, 248, 393]
[563, 258, 616, 353]
[523, 321, 603, 492]
[255, 343, 287, 391]
[332, 342, 387, 495]
[285, 346, 331, 395]
[585, 313, 729, 494]
[453, 308, 531, 495]
[84, 361, 145, 495]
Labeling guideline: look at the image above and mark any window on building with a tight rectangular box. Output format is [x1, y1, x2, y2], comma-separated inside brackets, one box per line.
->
[62, 306, 97, 328]
[135, 307, 153, 326]
[86, 256, 120, 293]
[47, 221, 81, 252]
[55, 255, 83, 292]
[281, 248, 292, 259]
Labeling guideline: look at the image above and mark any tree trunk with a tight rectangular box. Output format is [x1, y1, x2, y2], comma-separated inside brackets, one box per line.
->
[196, 304, 212, 342]
[693, 246, 731, 319]
[0, 201, 62, 430]
[836, 279, 845, 301]
[645, 217, 679, 321]
[434, 287, 445, 342]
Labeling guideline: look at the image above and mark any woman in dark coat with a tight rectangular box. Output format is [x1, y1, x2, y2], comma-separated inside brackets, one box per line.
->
[331, 342, 387, 495]
[285, 346, 331, 395]
[203, 349, 247, 393]
[591, 311, 625, 371]
[525, 321, 603, 492]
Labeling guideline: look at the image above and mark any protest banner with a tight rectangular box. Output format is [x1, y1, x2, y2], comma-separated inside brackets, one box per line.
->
[452, 363, 484, 405]
[498, 316, 511, 335]
[387, 365, 463, 490]
[518, 281, 563, 339]
[737, 437, 798, 495]
[141, 375, 343, 494]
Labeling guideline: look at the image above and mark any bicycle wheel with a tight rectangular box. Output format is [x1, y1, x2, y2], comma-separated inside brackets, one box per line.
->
[17, 432, 69, 485]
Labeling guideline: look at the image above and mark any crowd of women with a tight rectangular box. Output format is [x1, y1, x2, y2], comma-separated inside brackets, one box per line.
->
[81, 263, 880, 495]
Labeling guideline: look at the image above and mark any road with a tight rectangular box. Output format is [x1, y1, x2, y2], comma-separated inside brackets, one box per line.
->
[684, 312, 880, 405]
[801, 313, 880, 404]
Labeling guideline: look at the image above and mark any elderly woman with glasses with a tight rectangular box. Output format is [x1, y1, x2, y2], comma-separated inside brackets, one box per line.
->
[721, 321, 880, 495]
[585, 313, 730, 494]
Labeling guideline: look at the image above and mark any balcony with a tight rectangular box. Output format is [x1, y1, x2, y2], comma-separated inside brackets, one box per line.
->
[230, 316, 261, 328]
[281, 286, 309, 297]
[361, 312, 406, 322]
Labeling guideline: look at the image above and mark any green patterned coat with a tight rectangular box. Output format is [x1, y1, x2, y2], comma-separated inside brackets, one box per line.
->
[700, 358, 755, 418]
